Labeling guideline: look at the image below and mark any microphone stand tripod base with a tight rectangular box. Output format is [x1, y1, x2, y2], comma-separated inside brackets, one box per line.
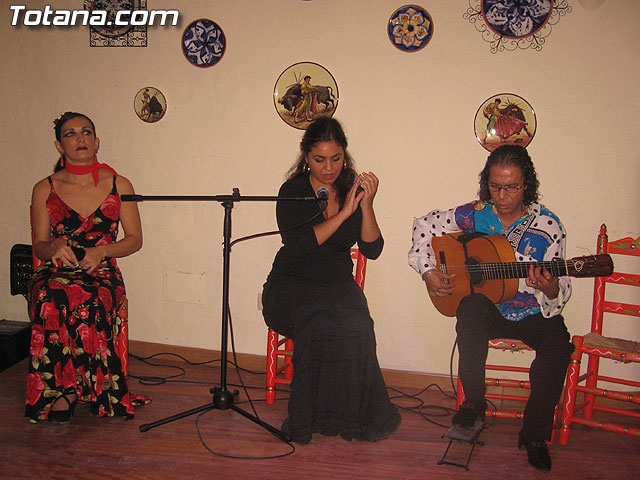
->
[127, 189, 302, 444]
[211, 386, 237, 409]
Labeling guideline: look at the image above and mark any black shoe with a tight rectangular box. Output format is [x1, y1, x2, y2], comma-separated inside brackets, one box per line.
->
[47, 394, 77, 423]
[518, 430, 552, 472]
[281, 418, 291, 436]
[281, 418, 310, 445]
[452, 400, 486, 429]
[89, 403, 100, 416]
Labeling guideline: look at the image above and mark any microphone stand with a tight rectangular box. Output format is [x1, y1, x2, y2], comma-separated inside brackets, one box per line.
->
[122, 188, 317, 441]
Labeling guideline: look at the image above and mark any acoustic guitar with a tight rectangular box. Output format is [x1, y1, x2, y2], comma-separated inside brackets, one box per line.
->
[430, 232, 614, 317]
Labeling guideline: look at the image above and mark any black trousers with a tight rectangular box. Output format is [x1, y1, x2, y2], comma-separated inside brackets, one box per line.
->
[456, 293, 574, 441]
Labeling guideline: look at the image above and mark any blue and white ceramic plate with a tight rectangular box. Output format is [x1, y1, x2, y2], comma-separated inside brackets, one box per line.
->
[85, 0, 140, 38]
[388, 5, 434, 52]
[481, 0, 553, 39]
[182, 19, 226, 68]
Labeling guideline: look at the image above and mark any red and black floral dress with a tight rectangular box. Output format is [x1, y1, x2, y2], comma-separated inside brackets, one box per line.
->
[26, 175, 142, 422]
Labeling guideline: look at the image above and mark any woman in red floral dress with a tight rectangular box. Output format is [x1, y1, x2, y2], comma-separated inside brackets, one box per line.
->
[27, 112, 143, 422]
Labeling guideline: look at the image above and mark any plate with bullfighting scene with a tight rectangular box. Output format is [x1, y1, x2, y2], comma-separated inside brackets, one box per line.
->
[273, 62, 339, 130]
[474, 93, 536, 152]
[134, 87, 167, 123]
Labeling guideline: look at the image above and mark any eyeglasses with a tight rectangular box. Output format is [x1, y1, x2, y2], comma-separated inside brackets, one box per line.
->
[488, 183, 524, 194]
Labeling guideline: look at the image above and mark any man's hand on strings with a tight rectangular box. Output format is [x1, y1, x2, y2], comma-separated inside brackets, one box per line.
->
[423, 269, 456, 297]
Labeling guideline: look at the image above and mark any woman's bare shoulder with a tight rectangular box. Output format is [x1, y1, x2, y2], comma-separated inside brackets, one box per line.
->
[115, 174, 135, 194]
[32, 176, 52, 197]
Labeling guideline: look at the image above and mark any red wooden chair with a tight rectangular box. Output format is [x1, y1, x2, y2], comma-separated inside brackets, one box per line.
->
[455, 340, 559, 441]
[559, 224, 640, 444]
[265, 248, 367, 404]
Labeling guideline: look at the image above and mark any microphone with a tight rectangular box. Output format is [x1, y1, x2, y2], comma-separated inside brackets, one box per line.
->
[316, 187, 329, 211]
[71, 246, 86, 262]
[316, 187, 329, 200]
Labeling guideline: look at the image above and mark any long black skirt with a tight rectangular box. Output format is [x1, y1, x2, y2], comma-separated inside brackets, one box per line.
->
[262, 274, 400, 444]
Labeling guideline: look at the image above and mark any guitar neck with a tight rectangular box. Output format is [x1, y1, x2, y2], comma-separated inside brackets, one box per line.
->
[429, 234, 613, 317]
[477, 260, 567, 280]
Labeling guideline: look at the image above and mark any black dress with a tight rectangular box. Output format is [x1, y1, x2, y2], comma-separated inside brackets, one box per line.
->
[262, 175, 400, 444]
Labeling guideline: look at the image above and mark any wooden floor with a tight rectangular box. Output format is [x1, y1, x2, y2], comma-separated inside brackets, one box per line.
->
[1, 345, 638, 480]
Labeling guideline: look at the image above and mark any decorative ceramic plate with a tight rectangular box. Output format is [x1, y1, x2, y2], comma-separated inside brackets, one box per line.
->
[181, 19, 226, 68]
[134, 87, 167, 123]
[85, 0, 140, 38]
[388, 4, 434, 52]
[474, 93, 536, 152]
[273, 62, 339, 130]
[481, 0, 553, 39]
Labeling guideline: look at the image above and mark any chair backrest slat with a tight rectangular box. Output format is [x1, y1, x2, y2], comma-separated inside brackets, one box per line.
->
[591, 224, 640, 334]
[351, 248, 367, 291]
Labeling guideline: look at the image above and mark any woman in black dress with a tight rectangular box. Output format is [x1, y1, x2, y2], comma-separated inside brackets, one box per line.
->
[262, 117, 400, 444]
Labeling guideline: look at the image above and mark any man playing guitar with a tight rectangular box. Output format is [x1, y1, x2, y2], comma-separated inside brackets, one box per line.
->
[408, 145, 574, 472]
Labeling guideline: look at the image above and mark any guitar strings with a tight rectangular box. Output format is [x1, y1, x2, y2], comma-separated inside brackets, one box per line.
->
[438, 260, 568, 275]
[438, 257, 594, 274]
[439, 262, 562, 270]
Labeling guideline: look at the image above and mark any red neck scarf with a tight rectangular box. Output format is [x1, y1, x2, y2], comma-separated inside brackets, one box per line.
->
[64, 156, 118, 186]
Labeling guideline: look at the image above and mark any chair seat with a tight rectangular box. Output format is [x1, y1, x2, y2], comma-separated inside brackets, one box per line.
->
[582, 332, 640, 362]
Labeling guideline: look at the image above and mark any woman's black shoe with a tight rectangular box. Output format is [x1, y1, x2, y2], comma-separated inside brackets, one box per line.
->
[89, 403, 100, 416]
[518, 429, 551, 472]
[281, 418, 310, 445]
[47, 394, 77, 423]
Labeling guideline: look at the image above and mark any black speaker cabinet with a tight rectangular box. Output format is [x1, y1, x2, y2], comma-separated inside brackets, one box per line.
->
[0, 319, 31, 372]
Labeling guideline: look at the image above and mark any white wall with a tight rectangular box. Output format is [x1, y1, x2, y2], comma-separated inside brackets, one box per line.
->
[1, 1, 638, 380]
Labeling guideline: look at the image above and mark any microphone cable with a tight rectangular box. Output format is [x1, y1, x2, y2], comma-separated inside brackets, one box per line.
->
[229, 198, 326, 248]
[193, 305, 296, 460]
[194, 187, 357, 457]
[192, 193, 329, 459]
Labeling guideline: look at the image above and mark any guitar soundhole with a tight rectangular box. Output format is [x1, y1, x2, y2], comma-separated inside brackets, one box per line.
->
[467, 257, 483, 285]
